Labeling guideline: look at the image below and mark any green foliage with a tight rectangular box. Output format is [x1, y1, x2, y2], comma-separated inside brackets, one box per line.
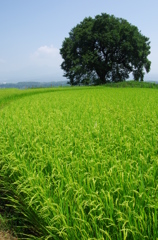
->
[0, 87, 158, 239]
[60, 13, 151, 85]
[104, 80, 158, 89]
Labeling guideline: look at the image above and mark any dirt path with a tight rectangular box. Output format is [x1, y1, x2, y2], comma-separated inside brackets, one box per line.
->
[0, 231, 17, 240]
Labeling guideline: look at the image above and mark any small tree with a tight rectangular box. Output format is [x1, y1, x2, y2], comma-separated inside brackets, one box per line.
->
[60, 13, 151, 85]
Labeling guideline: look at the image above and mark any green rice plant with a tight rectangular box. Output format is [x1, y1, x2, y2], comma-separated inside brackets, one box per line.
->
[0, 87, 158, 239]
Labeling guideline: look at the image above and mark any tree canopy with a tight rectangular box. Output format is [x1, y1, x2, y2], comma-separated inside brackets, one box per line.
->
[60, 13, 151, 85]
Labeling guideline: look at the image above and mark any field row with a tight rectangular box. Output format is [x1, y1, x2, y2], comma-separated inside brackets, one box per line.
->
[0, 87, 158, 239]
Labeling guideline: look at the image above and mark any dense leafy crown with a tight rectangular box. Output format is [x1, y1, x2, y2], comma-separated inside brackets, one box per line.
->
[60, 13, 151, 85]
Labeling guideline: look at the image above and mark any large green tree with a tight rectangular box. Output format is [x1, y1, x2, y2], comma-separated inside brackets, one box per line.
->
[60, 13, 151, 85]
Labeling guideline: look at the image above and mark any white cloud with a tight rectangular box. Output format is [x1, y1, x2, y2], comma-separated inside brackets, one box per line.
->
[30, 45, 62, 64]
[34, 45, 58, 57]
[28, 44, 63, 79]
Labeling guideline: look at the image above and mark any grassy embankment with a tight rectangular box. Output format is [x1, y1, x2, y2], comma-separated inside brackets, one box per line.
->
[0, 82, 158, 239]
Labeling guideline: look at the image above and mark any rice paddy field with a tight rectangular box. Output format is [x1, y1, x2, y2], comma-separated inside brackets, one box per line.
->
[0, 85, 158, 239]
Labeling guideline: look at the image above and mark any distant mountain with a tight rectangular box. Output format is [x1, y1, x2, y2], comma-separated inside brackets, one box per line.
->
[0, 81, 69, 89]
[0, 80, 158, 89]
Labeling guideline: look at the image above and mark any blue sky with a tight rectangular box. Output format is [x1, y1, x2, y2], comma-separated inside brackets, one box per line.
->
[0, 0, 158, 83]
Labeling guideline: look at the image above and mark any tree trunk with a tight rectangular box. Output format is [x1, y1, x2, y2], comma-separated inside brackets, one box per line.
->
[99, 74, 106, 84]
[96, 70, 106, 84]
